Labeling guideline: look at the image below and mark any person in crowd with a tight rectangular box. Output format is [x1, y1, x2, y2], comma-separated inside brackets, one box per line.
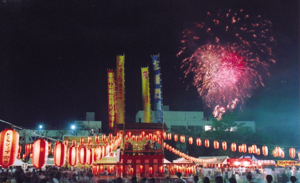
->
[229, 177, 237, 183]
[140, 177, 148, 183]
[194, 175, 199, 183]
[203, 177, 210, 183]
[290, 176, 297, 183]
[149, 178, 155, 183]
[131, 176, 138, 183]
[164, 177, 171, 183]
[215, 176, 223, 183]
[266, 175, 273, 183]
[115, 177, 123, 183]
[175, 172, 186, 183]
[246, 174, 254, 183]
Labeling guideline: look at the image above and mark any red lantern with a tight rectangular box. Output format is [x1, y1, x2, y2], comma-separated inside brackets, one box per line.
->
[95, 135, 100, 145]
[139, 165, 143, 173]
[141, 131, 145, 137]
[139, 135, 143, 141]
[93, 147, 100, 161]
[159, 165, 164, 174]
[248, 147, 253, 154]
[280, 151, 285, 158]
[289, 148, 296, 159]
[180, 135, 185, 143]
[99, 165, 104, 173]
[128, 132, 132, 138]
[149, 167, 153, 175]
[86, 148, 94, 165]
[205, 139, 209, 147]
[222, 142, 227, 150]
[125, 135, 129, 141]
[149, 133, 153, 140]
[252, 145, 257, 153]
[64, 140, 69, 147]
[167, 133, 172, 140]
[174, 134, 178, 142]
[48, 142, 51, 155]
[238, 145, 242, 153]
[145, 135, 149, 141]
[163, 132, 167, 140]
[213, 141, 219, 149]
[153, 135, 158, 142]
[189, 137, 193, 145]
[53, 141, 66, 167]
[108, 166, 114, 174]
[78, 146, 87, 164]
[129, 168, 134, 176]
[256, 148, 261, 155]
[262, 146, 268, 156]
[109, 133, 113, 141]
[196, 138, 202, 146]
[119, 165, 123, 173]
[68, 142, 78, 166]
[102, 134, 107, 142]
[92, 165, 99, 175]
[0, 129, 19, 168]
[132, 135, 136, 142]
[230, 143, 236, 152]
[80, 137, 85, 145]
[32, 139, 48, 169]
[170, 167, 175, 175]
[242, 144, 247, 153]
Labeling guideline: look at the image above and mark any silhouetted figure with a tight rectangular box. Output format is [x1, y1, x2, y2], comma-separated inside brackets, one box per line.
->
[246, 174, 254, 183]
[149, 177, 155, 183]
[194, 175, 199, 183]
[203, 177, 210, 183]
[116, 177, 123, 183]
[266, 175, 273, 183]
[290, 176, 297, 183]
[215, 176, 223, 183]
[140, 177, 148, 183]
[132, 176, 138, 183]
[175, 172, 186, 182]
[229, 177, 237, 183]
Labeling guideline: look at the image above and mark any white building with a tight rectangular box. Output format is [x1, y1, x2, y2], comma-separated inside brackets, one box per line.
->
[135, 106, 256, 132]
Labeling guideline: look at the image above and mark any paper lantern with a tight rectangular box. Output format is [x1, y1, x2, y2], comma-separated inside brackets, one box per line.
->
[78, 146, 87, 164]
[109, 133, 113, 141]
[280, 151, 285, 158]
[180, 135, 185, 143]
[129, 168, 134, 176]
[289, 148, 296, 159]
[174, 134, 178, 142]
[93, 147, 100, 161]
[99, 165, 104, 173]
[119, 165, 123, 173]
[53, 141, 66, 167]
[189, 137, 193, 145]
[141, 131, 145, 137]
[167, 133, 172, 140]
[252, 145, 257, 153]
[262, 146, 268, 156]
[248, 147, 253, 154]
[242, 144, 247, 153]
[256, 148, 261, 155]
[145, 135, 149, 141]
[0, 129, 19, 168]
[230, 143, 236, 152]
[95, 135, 100, 145]
[149, 167, 153, 175]
[68, 141, 78, 166]
[87, 136, 92, 145]
[32, 139, 48, 169]
[149, 133, 153, 140]
[139, 165, 143, 173]
[102, 134, 107, 142]
[159, 165, 164, 174]
[86, 148, 94, 165]
[128, 132, 132, 138]
[108, 166, 114, 174]
[170, 167, 175, 175]
[48, 142, 51, 155]
[205, 139, 209, 147]
[64, 140, 69, 147]
[153, 135, 158, 142]
[92, 165, 99, 175]
[213, 141, 219, 149]
[139, 135, 143, 141]
[125, 135, 129, 141]
[196, 138, 202, 146]
[222, 142, 227, 150]
[163, 132, 167, 140]
[80, 137, 85, 145]
[132, 135, 136, 142]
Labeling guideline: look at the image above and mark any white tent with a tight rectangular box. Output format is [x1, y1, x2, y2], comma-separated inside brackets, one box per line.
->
[197, 156, 229, 164]
[12, 158, 32, 166]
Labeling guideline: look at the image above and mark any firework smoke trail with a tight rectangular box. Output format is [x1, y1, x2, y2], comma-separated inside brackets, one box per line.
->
[178, 9, 276, 120]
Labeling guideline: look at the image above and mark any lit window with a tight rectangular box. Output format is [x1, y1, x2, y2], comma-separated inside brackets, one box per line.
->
[205, 125, 212, 131]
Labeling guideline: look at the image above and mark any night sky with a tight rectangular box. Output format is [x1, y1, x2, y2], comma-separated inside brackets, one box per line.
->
[0, 0, 299, 139]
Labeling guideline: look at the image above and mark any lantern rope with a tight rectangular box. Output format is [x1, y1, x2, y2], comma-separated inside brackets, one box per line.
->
[0, 119, 59, 142]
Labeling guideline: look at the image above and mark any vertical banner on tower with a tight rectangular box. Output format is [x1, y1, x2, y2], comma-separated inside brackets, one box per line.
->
[141, 67, 151, 123]
[152, 55, 163, 123]
[107, 70, 117, 129]
[116, 55, 125, 124]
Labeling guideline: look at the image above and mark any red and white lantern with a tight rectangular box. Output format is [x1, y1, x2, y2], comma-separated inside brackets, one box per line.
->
[289, 148, 296, 159]
[205, 139, 209, 147]
[222, 142, 227, 150]
[53, 141, 66, 167]
[32, 139, 48, 169]
[0, 129, 19, 168]
[68, 140, 78, 166]
[196, 138, 202, 146]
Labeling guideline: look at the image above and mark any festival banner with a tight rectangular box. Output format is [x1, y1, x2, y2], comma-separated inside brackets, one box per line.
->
[116, 55, 125, 124]
[152, 55, 163, 123]
[107, 70, 117, 129]
[277, 160, 300, 167]
[141, 67, 151, 123]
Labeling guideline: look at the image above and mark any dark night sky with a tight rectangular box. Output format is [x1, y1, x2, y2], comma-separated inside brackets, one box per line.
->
[0, 0, 299, 139]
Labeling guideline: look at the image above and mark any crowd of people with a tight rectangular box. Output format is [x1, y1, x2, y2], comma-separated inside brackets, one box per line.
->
[0, 165, 299, 183]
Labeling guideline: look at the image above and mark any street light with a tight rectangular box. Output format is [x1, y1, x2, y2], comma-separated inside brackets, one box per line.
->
[39, 125, 43, 130]
[71, 125, 76, 130]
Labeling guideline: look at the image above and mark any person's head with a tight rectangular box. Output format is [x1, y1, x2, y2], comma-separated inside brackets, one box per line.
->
[194, 175, 199, 182]
[131, 176, 137, 183]
[116, 177, 123, 183]
[141, 177, 148, 183]
[246, 174, 252, 181]
[266, 175, 273, 183]
[176, 172, 182, 178]
[290, 176, 297, 183]
[229, 177, 237, 183]
[149, 178, 155, 183]
[203, 177, 210, 183]
[215, 176, 223, 183]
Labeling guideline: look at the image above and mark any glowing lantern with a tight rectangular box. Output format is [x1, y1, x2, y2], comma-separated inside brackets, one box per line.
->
[289, 148, 296, 159]
[273, 149, 278, 157]
[262, 146, 268, 156]
[280, 151, 285, 158]
[129, 168, 134, 176]
[248, 147, 253, 154]
[86, 148, 94, 165]
[153, 135, 158, 142]
[93, 147, 100, 161]
[68, 140, 78, 166]
[78, 146, 87, 164]
[149, 167, 153, 175]
[0, 129, 19, 168]
[205, 139, 209, 147]
[196, 138, 202, 146]
[230, 143, 236, 152]
[80, 137, 85, 145]
[141, 131, 145, 137]
[159, 165, 164, 174]
[167, 133, 172, 140]
[180, 135, 185, 143]
[256, 148, 261, 155]
[145, 135, 149, 141]
[48, 142, 51, 155]
[139, 135, 143, 141]
[64, 140, 68, 147]
[119, 165, 123, 173]
[242, 144, 247, 153]
[139, 165, 143, 173]
[170, 167, 175, 175]
[238, 145, 242, 153]
[102, 134, 107, 142]
[213, 141, 219, 149]
[109, 133, 113, 141]
[149, 133, 153, 140]
[32, 139, 48, 169]
[189, 137, 193, 145]
[53, 141, 66, 167]
[174, 134, 178, 142]
[128, 132, 132, 138]
[222, 142, 227, 150]
[92, 165, 99, 175]
[132, 135, 136, 142]
[108, 166, 114, 174]
[95, 135, 100, 145]
[252, 145, 257, 153]
[99, 165, 104, 173]
[125, 135, 129, 141]
[163, 132, 167, 140]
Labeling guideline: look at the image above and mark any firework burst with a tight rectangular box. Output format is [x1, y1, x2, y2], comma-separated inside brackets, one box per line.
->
[178, 9, 276, 119]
